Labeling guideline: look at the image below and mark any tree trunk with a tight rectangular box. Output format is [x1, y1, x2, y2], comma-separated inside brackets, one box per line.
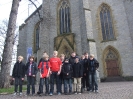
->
[0, 0, 20, 88]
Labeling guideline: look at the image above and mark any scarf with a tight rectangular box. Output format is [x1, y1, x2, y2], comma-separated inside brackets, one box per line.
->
[41, 60, 49, 74]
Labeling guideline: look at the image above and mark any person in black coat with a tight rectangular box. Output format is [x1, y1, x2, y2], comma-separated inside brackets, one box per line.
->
[87, 54, 99, 93]
[59, 54, 65, 93]
[12, 56, 25, 96]
[69, 52, 77, 66]
[72, 57, 83, 94]
[82, 52, 89, 91]
[25, 56, 38, 95]
[62, 58, 73, 95]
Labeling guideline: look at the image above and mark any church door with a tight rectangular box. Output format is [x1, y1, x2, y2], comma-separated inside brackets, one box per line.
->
[106, 60, 119, 76]
[105, 49, 120, 77]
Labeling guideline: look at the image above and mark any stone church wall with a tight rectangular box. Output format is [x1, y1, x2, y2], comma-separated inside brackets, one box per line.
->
[89, 0, 133, 77]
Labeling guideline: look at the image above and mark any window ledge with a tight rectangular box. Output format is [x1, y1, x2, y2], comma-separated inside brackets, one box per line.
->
[101, 39, 117, 43]
[87, 39, 96, 42]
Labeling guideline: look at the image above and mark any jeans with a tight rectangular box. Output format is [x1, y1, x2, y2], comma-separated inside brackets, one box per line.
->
[64, 78, 72, 93]
[88, 72, 98, 91]
[14, 77, 23, 92]
[38, 78, 49, 94]
[50, 72, 61, 93]
[27, 76, 35, 94]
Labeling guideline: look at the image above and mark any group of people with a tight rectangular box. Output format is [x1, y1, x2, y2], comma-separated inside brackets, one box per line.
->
[12, 51, 99, 97]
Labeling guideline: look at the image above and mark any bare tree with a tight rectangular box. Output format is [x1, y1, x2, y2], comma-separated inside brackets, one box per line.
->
[0, 0, 21, 88]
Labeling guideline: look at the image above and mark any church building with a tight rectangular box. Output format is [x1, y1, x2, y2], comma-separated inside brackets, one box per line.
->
[18, 0, 133, 80]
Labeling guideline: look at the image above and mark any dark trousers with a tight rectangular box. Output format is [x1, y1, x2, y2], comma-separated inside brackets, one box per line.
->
[88, 72, 98, 91]
[82, 73, 89, 89]
[64, 78, 72, 93]
[59, 74, 64, 93]
[38, 78, 49, 94]
[27, 76, 35, 94]
[14, 77, 23, 92]
[50, 72, 61, 93]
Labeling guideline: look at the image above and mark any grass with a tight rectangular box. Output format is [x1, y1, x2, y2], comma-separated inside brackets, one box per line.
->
[0, 86, 27, 94]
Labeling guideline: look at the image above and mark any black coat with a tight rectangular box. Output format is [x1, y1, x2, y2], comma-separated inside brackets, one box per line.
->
[25, 62, 38, 76]
[62, 63, 73, 79]
[87, 58, 99, 73]
[83, 58, 89, 73]
[60, 59, 65, 78]
[72, 62, 83, 78]
[12, 61, 25, 78]
[69, 56, 76, 65]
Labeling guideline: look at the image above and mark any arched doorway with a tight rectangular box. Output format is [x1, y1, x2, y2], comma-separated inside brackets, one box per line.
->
[103, 46, 122, 77]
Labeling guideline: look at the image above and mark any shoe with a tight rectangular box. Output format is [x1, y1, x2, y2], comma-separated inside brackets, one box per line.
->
[87, 88, 89, 91]
[64, 93, 68, 95]
[89, 90, 92, 92]
[19, 92, 23, 96]
[39, 93, 43, 96]
[49, 93, 53, 96]
[78, 92, 81, 94]
[95, 90, 99, 93]
[37, 91, 41, 95]
[58, 92, 61, 95]
[13, 92, 17, 96]
[74, 91, 77, 94]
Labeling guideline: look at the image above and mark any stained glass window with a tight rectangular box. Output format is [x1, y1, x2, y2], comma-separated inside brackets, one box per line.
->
[100, 4, 115, 41]
[59, 0, 70, 34]
[35, 26, 39, 51]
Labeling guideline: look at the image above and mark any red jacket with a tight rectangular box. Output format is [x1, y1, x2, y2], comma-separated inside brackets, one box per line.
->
[38, 61, 51, 78]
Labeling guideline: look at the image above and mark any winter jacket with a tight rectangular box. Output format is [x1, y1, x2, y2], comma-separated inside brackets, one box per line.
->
[25, 61, 38, 76]
[87, 58, 99, 73]
[69, 56, 77, 65]
[83, 58, 89, 73]
[12, 61, 25, 78]
[60, 59, 65, 78]
[62, 63, 73, 79]
[72, 62, 83, 78]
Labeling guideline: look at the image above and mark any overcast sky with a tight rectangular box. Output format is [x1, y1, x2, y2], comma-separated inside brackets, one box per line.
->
[0, 0, 42, 26]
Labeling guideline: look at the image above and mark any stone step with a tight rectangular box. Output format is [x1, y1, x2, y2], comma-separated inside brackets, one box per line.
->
[103, 76, 126, 82]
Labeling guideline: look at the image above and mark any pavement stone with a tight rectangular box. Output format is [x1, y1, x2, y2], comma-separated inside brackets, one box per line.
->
[0, 81, 133, 99]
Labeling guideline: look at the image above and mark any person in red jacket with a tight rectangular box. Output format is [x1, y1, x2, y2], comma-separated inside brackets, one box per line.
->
[37, 54, 51, 96]
[49, 51, 62, 96]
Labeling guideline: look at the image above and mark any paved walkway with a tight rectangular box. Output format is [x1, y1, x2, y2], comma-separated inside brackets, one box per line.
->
[0, 81, 133, 99]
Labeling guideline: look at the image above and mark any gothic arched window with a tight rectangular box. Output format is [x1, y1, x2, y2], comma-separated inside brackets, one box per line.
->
[34, 24, 40, 52]
[59, 0, 71, 34]
[100, 4, 115, 41]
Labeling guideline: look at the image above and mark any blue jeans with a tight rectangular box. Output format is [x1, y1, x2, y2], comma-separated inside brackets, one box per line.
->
[88, 72, 98, 91]
[27, 76, 35, 94]
[50, 72, 61, 93]
[64, 78, 72, 93]
[38, 78, 49, 94]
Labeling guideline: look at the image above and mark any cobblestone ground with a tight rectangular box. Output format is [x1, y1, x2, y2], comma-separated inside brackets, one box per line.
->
[0, 81, 133, 99]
